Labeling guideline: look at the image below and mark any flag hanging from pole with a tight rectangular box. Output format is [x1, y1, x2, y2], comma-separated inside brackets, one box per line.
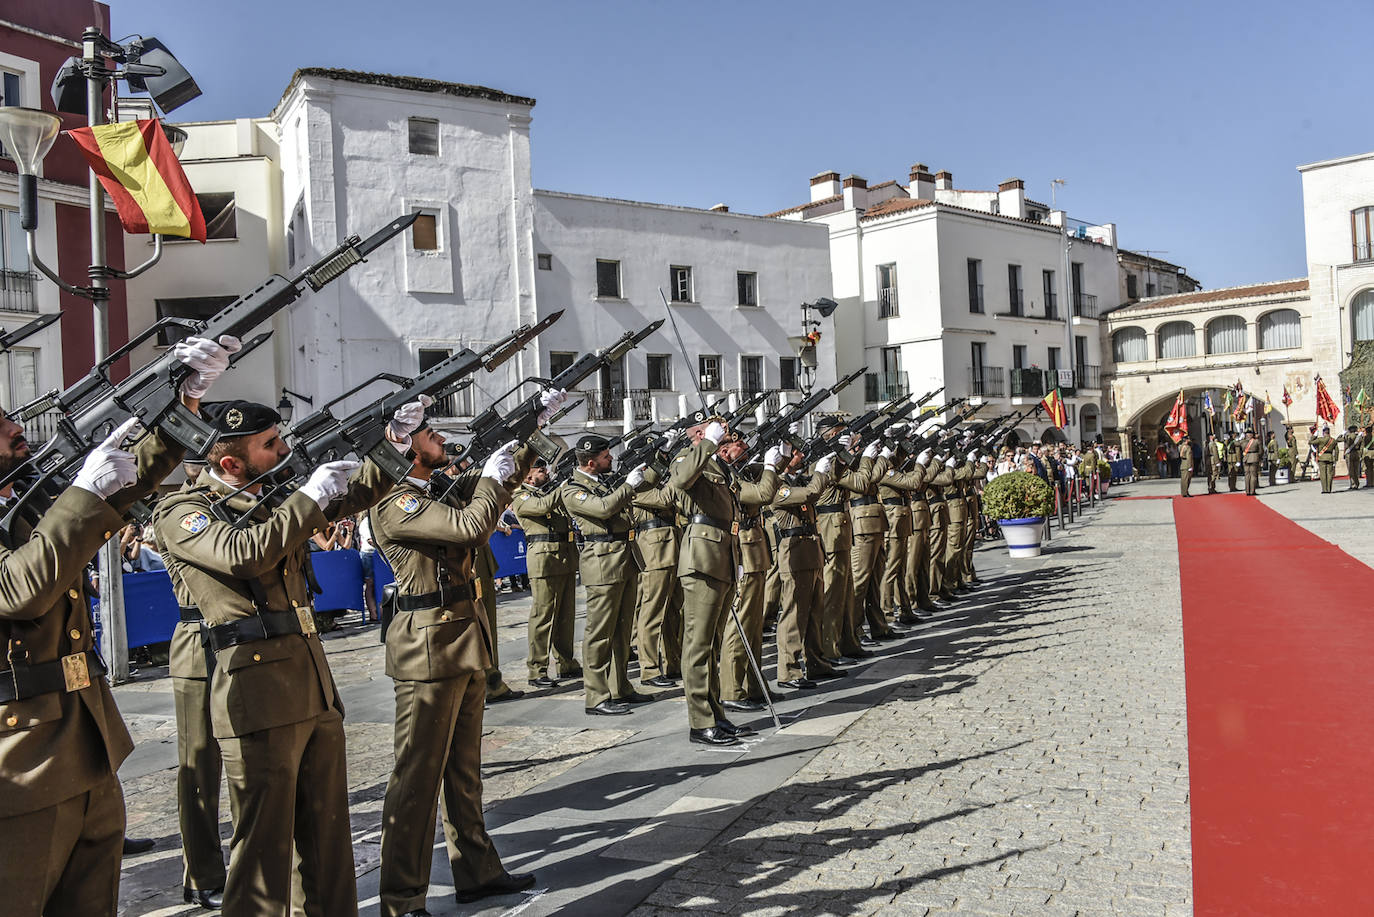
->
[1232, 390, 1249, 421]
[1315, 374, 1340, 425]
[64, 120, 206, 241]
[1203, 391, 1215, 417]
[1040, 386, 1067, 429]
[1357, 387, 1369, 413]
[1282, 386, 1293, 407]
[1164, 390, 1188, 443]
[1223, 388, 1234, 415]
[1265, 390, 1275, 413]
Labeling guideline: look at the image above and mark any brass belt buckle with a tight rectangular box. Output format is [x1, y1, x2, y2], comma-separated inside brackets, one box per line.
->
[730, 521, 739, 535]
[61, 653, 91, 692]
[474, 578, 484, 601]
[628, 529, 636, 541]
[296, 606, 318, 636]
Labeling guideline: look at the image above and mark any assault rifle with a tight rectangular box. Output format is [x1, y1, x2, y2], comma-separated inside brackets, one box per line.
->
[552, 418, 654, 480]
[0, 213, 418, 546]
[743, 368, 865, 458]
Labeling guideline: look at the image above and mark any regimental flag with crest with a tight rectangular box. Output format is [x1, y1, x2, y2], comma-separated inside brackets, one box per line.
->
[1222, 387, 1234, 415]
[1232, 390, 1249, 421]
[1282, 385, 1293, 408]
[1203, 391, 1215, 418]
[1265, 390, 1275, 414]
[1356, 388, 1370, 413]
[1040, 386, 1067, 429]
[1164, 391, 1188, 443]
[1315, 374, 1340, 425]
[65, 120, 206, 241]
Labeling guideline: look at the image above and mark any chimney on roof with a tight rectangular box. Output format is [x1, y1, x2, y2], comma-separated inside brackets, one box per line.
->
[997, 178, 1026, 220]
[811, 170, 841, 202]
[842, 174, 868, 210]
[908, 163, 935, 200]
[709, 203, 729, 213]
[935, 170, 953, 191]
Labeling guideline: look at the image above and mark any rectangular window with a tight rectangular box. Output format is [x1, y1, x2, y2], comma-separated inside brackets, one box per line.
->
[646, 354, 672, 391]
[1013, 345, 1027, 369]
[1042, 269, 1057, 317]
[154, 295, 237, 345]
[740, 355, 763, 394]
[408, 117, 439, 156]
[1, 71, 21, 107]
[1145, 281, 1156, 297]
[0, 347, 38, 409]
[549, 351, 577, 379]
[699, 355, 721, 391]
[967, 258, 983, 313]
[536, 253, 553, 270]
[200, 192, 237, 240]
[411, 211, 439, 251]
[1355, 207, 1374, 261]
[418, 348, 455, 416]
[1126, 273, 1138, 299]
[736, 271, 757, 306]
[670, 265, 693, 303]
[1007, 264, 1023, 315]
[1047, 346, 1061, 371]
[970, 342, 985, 376]
[877, 263, 898, 317]
[1074, 334, 1088, 370]
[596, 259, 621, 298]
[780, 357, 800, 391]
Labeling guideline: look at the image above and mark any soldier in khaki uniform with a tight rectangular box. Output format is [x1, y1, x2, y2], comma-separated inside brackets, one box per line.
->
[628, 434, 684, 690]
[0, 335, 230, 916]
[1341, 425, 1364, 490]
[876, 443, 927, 626]
[561, 434, 650, 716]
[846, 438, 893, 644]
[1265, 431, 1279, 487]
[1311, 425, 1338, 493]
[373, 428, 535, 915]
[1361, 426, 1374, 488]
[157, 397, 426, 917]
[513, 461, 580, 687]
[1179, 435, 1195, 497]
[720, 447, 784, 711]
[941, 456, 973, 593]
[905, 449, 939, 617]
[1242, 429, 1262, 495]
[771, 450, 837, 689]
[1226, 433, 1242, 492]
[1285, 426, 1300, 480]
[925, 457, 955, 602]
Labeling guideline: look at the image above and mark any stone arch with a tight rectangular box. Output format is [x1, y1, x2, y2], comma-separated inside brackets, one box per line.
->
[1156, 320, 1196, 359]
[1257, 307, 1302, 350]
[1204, 314, 1247, 355]
[1111, 326, 1148, 363]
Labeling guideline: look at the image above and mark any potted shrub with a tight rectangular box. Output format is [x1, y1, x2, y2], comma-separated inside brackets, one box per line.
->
[1276, 447, 1291, 484]
[982, 471, 1055, 558]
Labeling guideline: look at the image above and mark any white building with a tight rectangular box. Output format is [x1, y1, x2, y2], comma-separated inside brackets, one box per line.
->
[769, 166, 1119, 443]
[125, 68, 835, 434]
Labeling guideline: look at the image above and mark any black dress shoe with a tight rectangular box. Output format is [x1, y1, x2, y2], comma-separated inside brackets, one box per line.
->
[777, 678, 816, 690]
[642, 675, 677, 688]
[825, 656, 850, 667]
[613, 690, 654, 704]
[812, 669, 849, 680]
[529, 675, 559, 689]
[689, 726, 738, 746]
[858, 636, 880, 646]
[848, 647, 874, 658]
[559, 666, 584, 679]
[722, 698, 765, 712]
[897, 613, 921, 626]
[400, 911, 433, 917]
[455, 871, 536, 903]
[715, 718, 756, 737]
[183, 886, 224, 909]
[585, 700, 632, 716]
[487, 687, 524, 703]
[123, 837, 155, 856]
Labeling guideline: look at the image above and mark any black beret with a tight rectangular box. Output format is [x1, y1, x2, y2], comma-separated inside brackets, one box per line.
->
[202, 400, 280, 440]
[575, 434, 611, 454]
[816, 415, 845, 430]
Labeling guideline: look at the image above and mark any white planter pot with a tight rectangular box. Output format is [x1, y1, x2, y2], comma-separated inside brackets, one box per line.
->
[998, 517, 1045, 558]
[1275, 468, 1290, 484]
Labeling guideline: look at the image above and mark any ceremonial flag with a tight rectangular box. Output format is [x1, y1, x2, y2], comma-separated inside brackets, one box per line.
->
[64, 120, 206, 241]
[1315, 374, 1340, 425]
[1164, 391, 1188, 443]
[1232, 391, 1249, 421]
[1343, 384, 1354, 408]
[1040, 386, 1067, 429]
[1282, 386, 1293, 407]
[1357, 388, 1369, 412]
[1265, 390, 1275, 413]
[1203, 391, 1215, 417]
[1223, 388, 1234, 414]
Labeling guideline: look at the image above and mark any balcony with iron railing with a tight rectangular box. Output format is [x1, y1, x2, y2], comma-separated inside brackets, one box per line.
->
[865, 371, 909, 404]
[1356, 241, 1373, 262]
[969, 365, 1005, 398]
[1044, 290, 1058, 319]
[878, 286, 898, 318]
[1073, 291, 1099, 319]
[1009, 367, 1047, 399]
[1, 270, 40, 314]
[586, 388, 652, 422]
[20, 408, 64, 445]
[1001, 289, 1024, 317]
[1074, 364, 1102, 390]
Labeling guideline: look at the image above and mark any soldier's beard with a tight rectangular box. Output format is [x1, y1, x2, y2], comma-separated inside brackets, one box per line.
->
[0, 436, 30, 477]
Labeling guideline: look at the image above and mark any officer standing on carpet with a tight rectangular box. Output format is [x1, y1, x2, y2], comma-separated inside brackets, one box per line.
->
[1179, 434, 1195, 497]
[1285, 425, 1299, 481]
[1310, 425, 1338, 493]
[1225, 432, 1242, 492]
[1242, 429, 1262, 495]
[1341, 425, 1364, 490]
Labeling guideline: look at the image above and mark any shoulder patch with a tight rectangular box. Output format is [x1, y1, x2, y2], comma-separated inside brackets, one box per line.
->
[179, 512, 210, 534]
[520, 493, 531, 501]
[574, 492, 588, 501]
[675, 456, 686, 463]
[394, 493, 422, 514]
[779, 486, 791, 499]
[885, 469, 895, 477]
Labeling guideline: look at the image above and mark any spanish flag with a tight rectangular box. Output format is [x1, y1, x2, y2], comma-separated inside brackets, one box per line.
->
[65, 120, 205, 241]
[1040, 386, 1067, 429]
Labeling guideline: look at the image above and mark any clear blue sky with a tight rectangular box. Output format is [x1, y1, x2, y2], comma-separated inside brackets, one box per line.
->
[114, 0, 1372, 289]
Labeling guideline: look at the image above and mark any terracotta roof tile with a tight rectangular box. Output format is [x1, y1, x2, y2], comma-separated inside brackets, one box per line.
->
[1112, 278, 1308, 313]
[764, 194, 840, 218]
[859, 197, 936, 219]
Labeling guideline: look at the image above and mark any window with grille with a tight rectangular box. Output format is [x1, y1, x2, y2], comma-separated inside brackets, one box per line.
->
[408, 118, 439, 155]
[878, 263, 898, 317]
[670, 265, 693, 303]
[1353, 207, 1374, 262]
[737, 271, 757, 306]
[699, 355, 721, 391]
[596, 259, 621, 298]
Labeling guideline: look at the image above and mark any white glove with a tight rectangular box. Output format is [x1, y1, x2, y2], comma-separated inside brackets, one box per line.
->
[945, 456, 958, 468]
[175, 335, 241, 399]
[481, 438, 519, 483]
[967, 450, 979, 463]
[536, 387, 570, 425]
[881, 446, 895, 460]
[387, 395, 433, 443]
[787, 421, 801, 436]
[73, 417, 141, 500]
[703, 420, 727, 444]
[764, 445, 785, 468]
[299, 460, 360, 509]
[816, 454, 836, 475]
[863, 441, 881, 459]
[838, 434, 853, 450]
[661, 428, 685, 451]
[626, 462, 648, 487]
[917, 449, 932, 464]
[779, 441, 793, 457]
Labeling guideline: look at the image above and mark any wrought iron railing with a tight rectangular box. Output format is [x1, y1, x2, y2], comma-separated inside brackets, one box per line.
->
[865, 371, 909, 403]
[1074, 364, 1101, 390]
[878, 286, 898, 318]
[969, 365, 1005, 398]
[0, 270, 39, 314]
[21, 408, 63, 444]
[586, 388, 651, 422]
[1073, 292, 1099, 318]
[1009, 368, 1047, 398]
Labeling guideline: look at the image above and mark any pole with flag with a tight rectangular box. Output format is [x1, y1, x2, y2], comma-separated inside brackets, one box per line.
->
[1315, 374, 1340, 427]
[1164, 390, 1188, 443]
[1040, 384, 1067, 429]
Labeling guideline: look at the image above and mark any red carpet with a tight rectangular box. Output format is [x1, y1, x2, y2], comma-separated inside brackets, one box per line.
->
[1173, 495, 1374, 914]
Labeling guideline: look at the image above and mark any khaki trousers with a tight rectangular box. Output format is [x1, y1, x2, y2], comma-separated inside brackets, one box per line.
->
[943, 518, 966, 591]
[1180, 468, 1192, 496]
[880, 531, 909, 614]
[526, 572, 578, 679]
[379, 673, 505, 917]
[582, 572, 637, 707]
[1346, 458, 1361, 488]
[850, 532, 886, 637]
[681, 572, 731, 729]
[906, 524, 932, 609]
[219, 707, 355, 917]
[928, 520, 948, 598]
[1245, 464, 1260, 495]
[961, 506, 978, 582]
[0, 770, 124, 917]
[635, 567, 678, 682]
[1364, 457, 1374, 488]
[777, 567, 822, 681]
[763, 563, 781, 631]
[1319, 461, 1335, 492]
[722, 571, 766, 701]
[820, 543, 861, 658]
[173, 673, 227, 891]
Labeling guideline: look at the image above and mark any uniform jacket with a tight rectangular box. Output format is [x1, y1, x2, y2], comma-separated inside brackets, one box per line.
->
[1242, 438, 1262, 466]
[1311, 435, 1338, 464]
[877, 462, 927, 539]
[668, 439, 740, 583]
[512, 482, 577, 577]
[811, 454, 884, 552]
[560, 469, 637, 587]
[843, 456, 891, 538]
[161, 477, 211, 681]
[0, 426, 181, 816]
[157, 459, 393, 739]
[374, 475, 510, 682]
[736, 465, 780, 575]
[1181, 445, 1196, 473]
[630, 483, 682, 573]
[945, 463, 973, 523]
[770, 471, 830, 573]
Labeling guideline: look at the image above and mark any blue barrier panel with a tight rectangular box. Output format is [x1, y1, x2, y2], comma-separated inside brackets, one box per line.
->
[490, 530, 527, 578]
[309, 549, 365, 614]
[122, 570, 178, 649]
[1109, 459, 1135, 481]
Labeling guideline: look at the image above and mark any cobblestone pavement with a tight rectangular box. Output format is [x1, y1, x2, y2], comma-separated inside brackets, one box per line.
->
[111, 484, 1199, 916]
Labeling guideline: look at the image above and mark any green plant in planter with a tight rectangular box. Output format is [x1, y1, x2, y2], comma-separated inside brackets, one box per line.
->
[1278, 447, 1291, 465]
[982, 471, 1054, 521]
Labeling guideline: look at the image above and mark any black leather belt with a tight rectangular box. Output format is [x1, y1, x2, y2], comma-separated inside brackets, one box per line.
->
[527, 532, 575, 543]
[882, 497, 909, 506]
[582, 532, 629, 543]
[849, 497, 877, 507]
[739, 515, 760, 529]
[179, 605, 203, 623]
[396, 581, 479, 611]
[0, 651, 107, 703]
[635, 518, 675, 532]
[777, 524, 817, 539]
[204, 610, 314, 653]
[688, 513, 736, 533]
[815, 504, 845, 514]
